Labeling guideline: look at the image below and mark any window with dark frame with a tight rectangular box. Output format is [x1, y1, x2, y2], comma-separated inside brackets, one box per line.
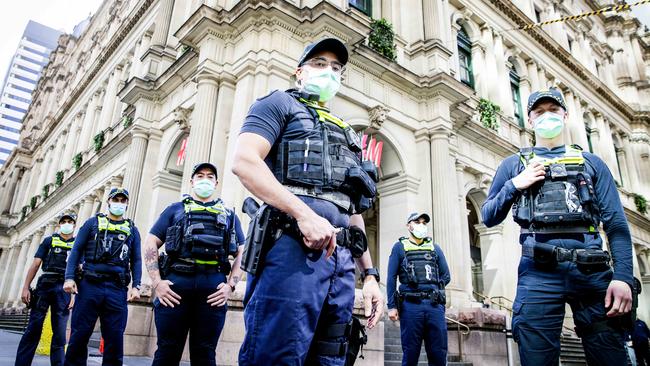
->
[349, 0, 371, 16]
[585, 125, 594, 153]
[510, 68, 524, 127]
[457, 27, 474, 89]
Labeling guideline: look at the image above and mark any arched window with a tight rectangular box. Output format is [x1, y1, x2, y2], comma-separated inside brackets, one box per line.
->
[457, 27, 474, 88]
[510, 66, 524, 127]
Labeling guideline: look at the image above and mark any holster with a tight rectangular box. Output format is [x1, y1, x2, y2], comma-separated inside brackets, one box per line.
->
[574, 249, 610, 274]
[27, 288, 39, 310]
[336, 226, 368, 258]
[345, 317, 368, 366]
[241, 204, 283, 276]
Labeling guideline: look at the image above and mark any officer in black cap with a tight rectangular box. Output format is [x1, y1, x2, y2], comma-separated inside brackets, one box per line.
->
[482, 88, 634, 365]
[63, 187, 142, 365]
[143, 162, 245, 365]
[15, 213, 77, 366]
[386, 212, 450, 366]
[233, 37, 383, 365]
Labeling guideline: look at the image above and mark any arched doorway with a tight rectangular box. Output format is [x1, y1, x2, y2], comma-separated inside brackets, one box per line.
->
[466, 197, 483, 296]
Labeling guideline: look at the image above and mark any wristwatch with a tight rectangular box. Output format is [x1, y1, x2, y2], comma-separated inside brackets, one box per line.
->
[361, 268, 380, 283]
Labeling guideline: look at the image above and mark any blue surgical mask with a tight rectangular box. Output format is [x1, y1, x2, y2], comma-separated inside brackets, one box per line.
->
[192, 179, 216, 198]
[60, 223, 74, 235]
[108, 202, 127, 216]
[301, 67, 341, 102]
[410, 223, 428, 239]
[533, 111, 565, 139]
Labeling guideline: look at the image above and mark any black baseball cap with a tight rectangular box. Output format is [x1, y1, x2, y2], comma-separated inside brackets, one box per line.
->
[527, 88, 567, 115]
[108, 188, 129, 200]
[297, 38, 349, 67]
[407, 212, 430, 224]
[58, 213, 77, 223]
[192, 162, 218, 178]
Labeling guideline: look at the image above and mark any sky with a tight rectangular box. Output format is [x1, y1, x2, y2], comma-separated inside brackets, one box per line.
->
[0, 0, 103, 86]
[0, 1, 648, 86]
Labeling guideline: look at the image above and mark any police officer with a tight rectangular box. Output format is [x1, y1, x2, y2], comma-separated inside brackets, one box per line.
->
[482, 88, 634, 366]
[63, 188, 142, 366]
[15, 213, 77, 366]
[232, 37, 384, 365]
[386, 213, 450, 366]
[142, 162, 245, 365]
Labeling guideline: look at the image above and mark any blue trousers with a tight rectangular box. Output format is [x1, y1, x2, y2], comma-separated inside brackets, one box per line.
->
[399, 299, 447, 366]
[152, 271, 227, 366]
[512, 256, 627, 366]
[64, 278, 128, 366]
[15, 277, 71, 366]
[239, 233, 356, 366]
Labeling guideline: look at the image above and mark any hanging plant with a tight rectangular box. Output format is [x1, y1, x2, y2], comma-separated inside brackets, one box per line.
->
[73, 153, 83, 170]
[633, 194, 647, 214]
[30, 196, 38, 209]
[42, 184, 50, 199]
[122, 115, 133, 128]
[55, 170, 64, 187]
[21, 206, 28, 221]
[93, 131, 105, 153]
[478, 98, 501, 131]
[368, 18, 397, 61]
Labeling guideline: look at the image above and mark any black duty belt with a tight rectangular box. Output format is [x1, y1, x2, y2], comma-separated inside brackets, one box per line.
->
[83, 270, 130, 286]
[521, 225, 596, 234]
[399, 290, 445, 304]
[282, 215, 367, 258]
[522, 242, 610, 273]
[169, 261, 228, 274]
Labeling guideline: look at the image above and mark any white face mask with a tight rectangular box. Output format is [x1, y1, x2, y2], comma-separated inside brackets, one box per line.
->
[108, 202, 127, 216]
[300, 67, 341, 102]
[192, 179, 216, 198]
[410, 223, 428, 239]
[60, 223, 74, 235]
[533, 111, 565, 139]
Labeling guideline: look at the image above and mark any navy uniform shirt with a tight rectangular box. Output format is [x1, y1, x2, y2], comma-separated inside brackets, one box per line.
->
[34, 234, 75, 260]
[239, 89, 350, 228]
[386, 239, 451, 309]
[149, 198, 246, 246]
[481, 145, 633, 285]
[64, 216, 142, 287]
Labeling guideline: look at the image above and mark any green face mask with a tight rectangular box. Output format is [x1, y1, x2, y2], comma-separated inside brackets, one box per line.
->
[60, 223, 74, 235]
[301, 67, 341, 102]
[533, 112, 565, 139]
[192, 179, 216, 198]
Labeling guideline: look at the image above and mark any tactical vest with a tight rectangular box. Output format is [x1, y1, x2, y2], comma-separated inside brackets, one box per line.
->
[165, 198, 235, 265]
[398, 238, 441, 286]
[86, 214, 132, 268]
[272, 93, 377, 214]
[513, 145, 599, 233]
[42, 235, 74, 274]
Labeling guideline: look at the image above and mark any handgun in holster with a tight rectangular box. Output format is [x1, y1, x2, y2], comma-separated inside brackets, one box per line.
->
[241, 197, 284, 276]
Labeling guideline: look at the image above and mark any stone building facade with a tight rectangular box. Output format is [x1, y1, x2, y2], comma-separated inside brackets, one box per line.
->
[0, 0, 649, 364]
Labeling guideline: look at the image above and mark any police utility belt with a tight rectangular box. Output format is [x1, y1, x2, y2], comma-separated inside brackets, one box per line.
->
[399, 290, 446, 305]
[523, 241, 611, 273]
[82, 270, 131, 287]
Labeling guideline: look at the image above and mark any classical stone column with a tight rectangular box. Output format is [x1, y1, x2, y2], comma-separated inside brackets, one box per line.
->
[77, 94, 101, 154]
[470, 42, 488, 98]
[98, 67, 123, 132]
[150, 0, 175, 47]
[429, 128, 468, 305]
[8, 235, 39, 307]
[122, 129, 149, 214]
[209, 76, 236, 189]
[474, 224, 508, 297]
[77, 196, 97, 226]
[48, 135, 66, 184]
[36, 149, 53, 197]
[26, 158, 44, 204]
[482, 27, 499, 104]
[62, 116, 80, 170]
[0, 246, 17, 302]
[98, 181, 113, 214]
[414, 129, 433, 214]
[526, 61, 540, 92]
[619, 132, 640, 193]
[1, 169, 20, 214]
[423, 0, 450, 42]
[455, 162, 474, 299]
[181, 73, 220, 193]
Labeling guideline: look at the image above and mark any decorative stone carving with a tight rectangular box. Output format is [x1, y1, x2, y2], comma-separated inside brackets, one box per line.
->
[173, 107, 192, 132]
[367, 105, 389, 133]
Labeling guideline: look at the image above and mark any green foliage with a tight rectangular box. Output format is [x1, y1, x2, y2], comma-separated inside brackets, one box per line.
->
[93, 131, 105, 153]
[42, 184, 50, 199]
[478, 98, 501, 131]
[180, 45, 193, 55]
[21, 206, 28, 221]
[73, 153, 83, 170]
[122, 115, 133, 128]
[55, 171, 64, 188]
[30, 196, 38, 209]
[633, 194, 647, 214]
[368, 18, 397, 61]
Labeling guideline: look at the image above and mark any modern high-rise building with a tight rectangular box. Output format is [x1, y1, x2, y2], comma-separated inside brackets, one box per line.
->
[0, 20, 62, 166]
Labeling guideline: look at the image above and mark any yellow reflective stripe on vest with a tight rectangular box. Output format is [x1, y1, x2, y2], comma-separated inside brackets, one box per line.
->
[299, 98, 349, 129]
[183, 200, 226, 215]
[97, 216, 131, 236]
[400, 238, 434, 252]
[194, 259, 219, 265]
[51, 236, 73, 250]
[520, 145, 585, 166]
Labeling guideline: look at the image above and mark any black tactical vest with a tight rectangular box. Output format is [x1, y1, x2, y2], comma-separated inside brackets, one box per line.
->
[42, 235, 74, 274]
[398, 238, 440, 286]
[85, 214, 132, 268]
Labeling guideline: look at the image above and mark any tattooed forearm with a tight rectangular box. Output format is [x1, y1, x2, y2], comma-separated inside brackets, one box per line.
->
[231, 276, 240, 285]
[144, 247, 159, 272]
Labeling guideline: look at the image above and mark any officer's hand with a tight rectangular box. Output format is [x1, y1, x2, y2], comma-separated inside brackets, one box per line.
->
[605, 280, 633, 317]
[153, 280, 181, 307]
[512, 162, 546, 190]
[362, 277, 384, 329]
[63, 280, 77, 294]
[128, 287, 140, 302]
[21, 288, 30, 306]
[388, 309, 399, 322]
[207, 282, 231, 307]
[68, 295, 75, 310]
[297, 212, 339, 257]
